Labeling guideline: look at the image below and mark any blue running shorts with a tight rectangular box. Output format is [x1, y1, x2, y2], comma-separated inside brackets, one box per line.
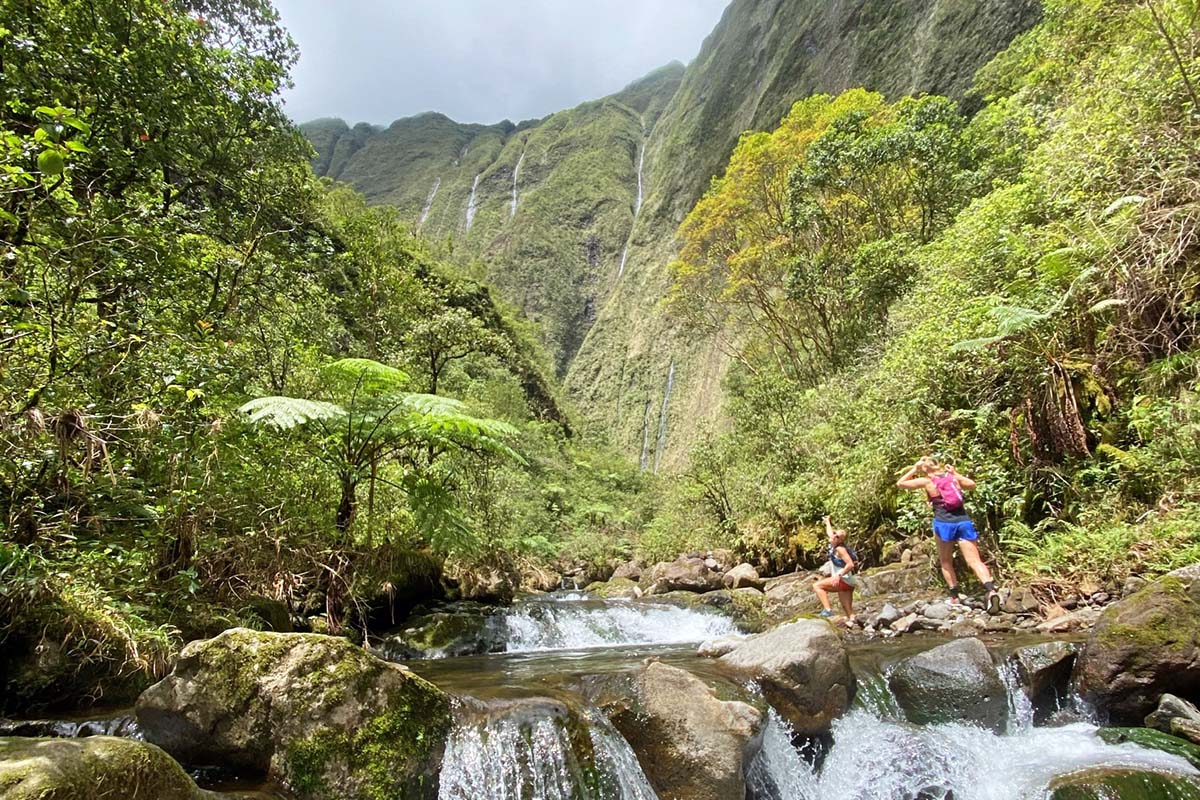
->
[933, 519, 978, 542]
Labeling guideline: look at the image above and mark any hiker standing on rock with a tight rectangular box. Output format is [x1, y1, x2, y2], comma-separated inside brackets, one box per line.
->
[813, 515, 857, 627]
[896, 456, 1001, 614]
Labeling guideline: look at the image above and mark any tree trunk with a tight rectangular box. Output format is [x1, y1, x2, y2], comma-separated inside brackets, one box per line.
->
[336, 474, 356, 534]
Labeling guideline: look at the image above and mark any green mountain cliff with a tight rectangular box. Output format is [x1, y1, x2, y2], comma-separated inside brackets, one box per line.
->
[305, 0, 1041, 468]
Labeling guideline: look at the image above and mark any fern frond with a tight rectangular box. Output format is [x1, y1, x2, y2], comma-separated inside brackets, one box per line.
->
[239, 397, 346, 430]
[323, 358, 409, 395]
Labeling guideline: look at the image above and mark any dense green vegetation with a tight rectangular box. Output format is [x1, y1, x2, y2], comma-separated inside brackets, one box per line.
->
[0, 0, 645, 710]
[660, 0, 1200, 589]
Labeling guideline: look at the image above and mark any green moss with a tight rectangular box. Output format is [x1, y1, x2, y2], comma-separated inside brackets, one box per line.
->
[1098, 728, 1200, 771]
[1097, 578, 1200, 658]
[728, 590, 768, 633]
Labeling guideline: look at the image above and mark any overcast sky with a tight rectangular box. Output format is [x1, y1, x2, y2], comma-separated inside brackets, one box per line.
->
[274, 0, 730, 126]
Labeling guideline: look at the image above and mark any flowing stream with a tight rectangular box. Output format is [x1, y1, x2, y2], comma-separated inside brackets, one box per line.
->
[401, 593, 1200, 800]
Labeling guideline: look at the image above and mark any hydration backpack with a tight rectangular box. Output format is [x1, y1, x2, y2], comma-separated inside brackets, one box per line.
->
[931, 473, 965, 511]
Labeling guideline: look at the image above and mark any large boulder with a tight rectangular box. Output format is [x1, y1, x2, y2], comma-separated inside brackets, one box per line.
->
[642, 556, 724, 595]
[857, 562, 934, 597]
[604, 662, 763, 800]
[585, 577, 643, 599]
[0, 736, 218, 800]
[135, 629, 451, 800]
[889, 638, 1008, 732]
[611, 559, 644, 582]
[1074, 564, 1200, 724]
[724, 563, 766, 591]
[711, 619, 855, 735]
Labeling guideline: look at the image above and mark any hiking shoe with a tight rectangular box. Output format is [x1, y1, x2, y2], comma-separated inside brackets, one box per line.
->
[986, 590, 1001, 616]
[818, 609, 834, 618]
[948, 596, 964, 606]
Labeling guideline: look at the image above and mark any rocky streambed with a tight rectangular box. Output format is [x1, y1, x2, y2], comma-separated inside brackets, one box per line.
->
[4, 563, 1200, 799]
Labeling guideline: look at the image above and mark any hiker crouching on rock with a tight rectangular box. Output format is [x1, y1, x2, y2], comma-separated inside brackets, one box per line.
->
[813, 515, 857, 627]
[896, 455, 1001, 614]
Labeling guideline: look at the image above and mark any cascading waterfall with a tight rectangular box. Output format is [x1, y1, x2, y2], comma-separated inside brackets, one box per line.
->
[510, 149, 526, 219]
[638, 399, 652, 471]
[419, 177, 441, 226]
[652, 361, 675, 474]
[617, 244, 630, 279]
[465, 174, 481, 231]
[634, 141, 646, 216]
[438, 702, 657, 800]
[750, 663, 1200, 800]
[503, 594, 738, 653]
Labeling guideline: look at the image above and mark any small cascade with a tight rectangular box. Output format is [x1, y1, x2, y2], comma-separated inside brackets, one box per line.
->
[617, 244, 629, 279]
[748, 707, 1200, 800]
[652, 361, 675, 474]
[510, 149, 526, 219]
[439, 700, 657, 800]
[999, 658, 1035, 734]
[465, 174, 481, 231]
[503, 595, 739, 653]
[419, 177, 441, 226]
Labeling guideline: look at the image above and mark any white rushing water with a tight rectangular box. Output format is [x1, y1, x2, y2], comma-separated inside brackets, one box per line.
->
[510, 149, 526, 219]
[439, 704, 656, 800]
[617, 244, 630, 279]
[419, 177, 441, 226]
[503, 596, 738, 653]
[634, 141, 646, 216]
[465, 174, 481, 231]
[749, 707, 1200, 800]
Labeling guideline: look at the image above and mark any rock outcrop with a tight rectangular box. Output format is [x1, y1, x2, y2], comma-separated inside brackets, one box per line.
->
[0, 736, 218, 800]
[1146, 694, 1200, 746]
[604, 661, 763, 800]
[1074, 564, 1200, 723]
[1009, 641, 1077, 721]
[642, 556, 724, 595]
[889, 638, 1007, 732]
[136, 629, 451, 800]
[710, 619, 855, 735]
[723, 563, 765, 591]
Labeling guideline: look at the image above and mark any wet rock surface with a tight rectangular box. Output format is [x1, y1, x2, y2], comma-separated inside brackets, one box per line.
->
[0, 736, 219, 800]
[602, 661, 763, 800]
[1147, 694, 1200, 746]
[1074, 564, 1200, 724]
[889, 637, 1008, 732]
[710, 619, 855, 736]
[1009, 641, 1077, 722]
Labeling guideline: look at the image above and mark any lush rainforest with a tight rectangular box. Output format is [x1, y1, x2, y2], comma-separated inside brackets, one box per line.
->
[3, 0, 1200, 712]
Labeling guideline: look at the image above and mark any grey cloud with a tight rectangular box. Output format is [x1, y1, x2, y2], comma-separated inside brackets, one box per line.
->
[274, 0, 729, 125]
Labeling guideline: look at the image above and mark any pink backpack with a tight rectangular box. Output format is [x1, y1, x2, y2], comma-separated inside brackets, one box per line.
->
[931, 473, 965, 511]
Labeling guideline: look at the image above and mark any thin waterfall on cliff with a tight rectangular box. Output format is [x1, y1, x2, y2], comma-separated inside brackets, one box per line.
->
[652, 360, 675, 474]
[617, 243, 630, 279]
[634, 140, 646, 216]
[510, 149, 526, 219]
[419, 177, 441, 227]
[465, 174, 481, 231]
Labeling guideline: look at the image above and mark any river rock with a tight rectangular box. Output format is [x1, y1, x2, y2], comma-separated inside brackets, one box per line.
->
[889, 638, 1007, 732]
[1146, 694, 1200, 746]
[0, 736, 219, 799]
[697, 635, 743, 658]
[949, 617, 986, 637]
[611, 559, 644, 582]
[923, 602, 953, 620]
[1002, 587, 1042, 615]
[520, 563, 561, 593]
[443, 558, 517, 604]
[586, 577, 643, 599]
[713, 619, 855, 735]
[858, 562, 933, 597]
[891, 613, 920, 633]
[1009, 641, 1077, 721]
[605, 662, 762, 800]
[723, 563, 765, 591]
[1047, 767, 1200, 799]
[876, 603, 902, 626]
[761, 572, 823, 621]
[707, 549, 739, 574]
[642, 556, 724, 595]
[1074, 564, 1200, 724]
[1037, 605, 1101, 633]
[136, 629, 451, 800]
[376, 603, 505, 660]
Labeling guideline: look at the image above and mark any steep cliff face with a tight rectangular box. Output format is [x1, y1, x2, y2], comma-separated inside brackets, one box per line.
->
[564, 0, 1041, 471]
[305, 64, 684, 373]
[304, 0, 1041, 469]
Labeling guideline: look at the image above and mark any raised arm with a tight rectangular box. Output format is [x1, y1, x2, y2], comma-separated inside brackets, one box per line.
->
[896, 462, 928, 491]
[947, 465, 977, 490]
[824, 515, 834, 536]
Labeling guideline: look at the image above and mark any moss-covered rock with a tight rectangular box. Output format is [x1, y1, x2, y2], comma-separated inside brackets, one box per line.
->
[1098, 728, 1200, 771]
[584, 577, 642, 599]
[1075, 564, 1200, 724]
[375, 605, 504, 660]
[1048, 767, 1200, 799]
[0, 736, 218, 800]
[135, 628, 451, 800]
